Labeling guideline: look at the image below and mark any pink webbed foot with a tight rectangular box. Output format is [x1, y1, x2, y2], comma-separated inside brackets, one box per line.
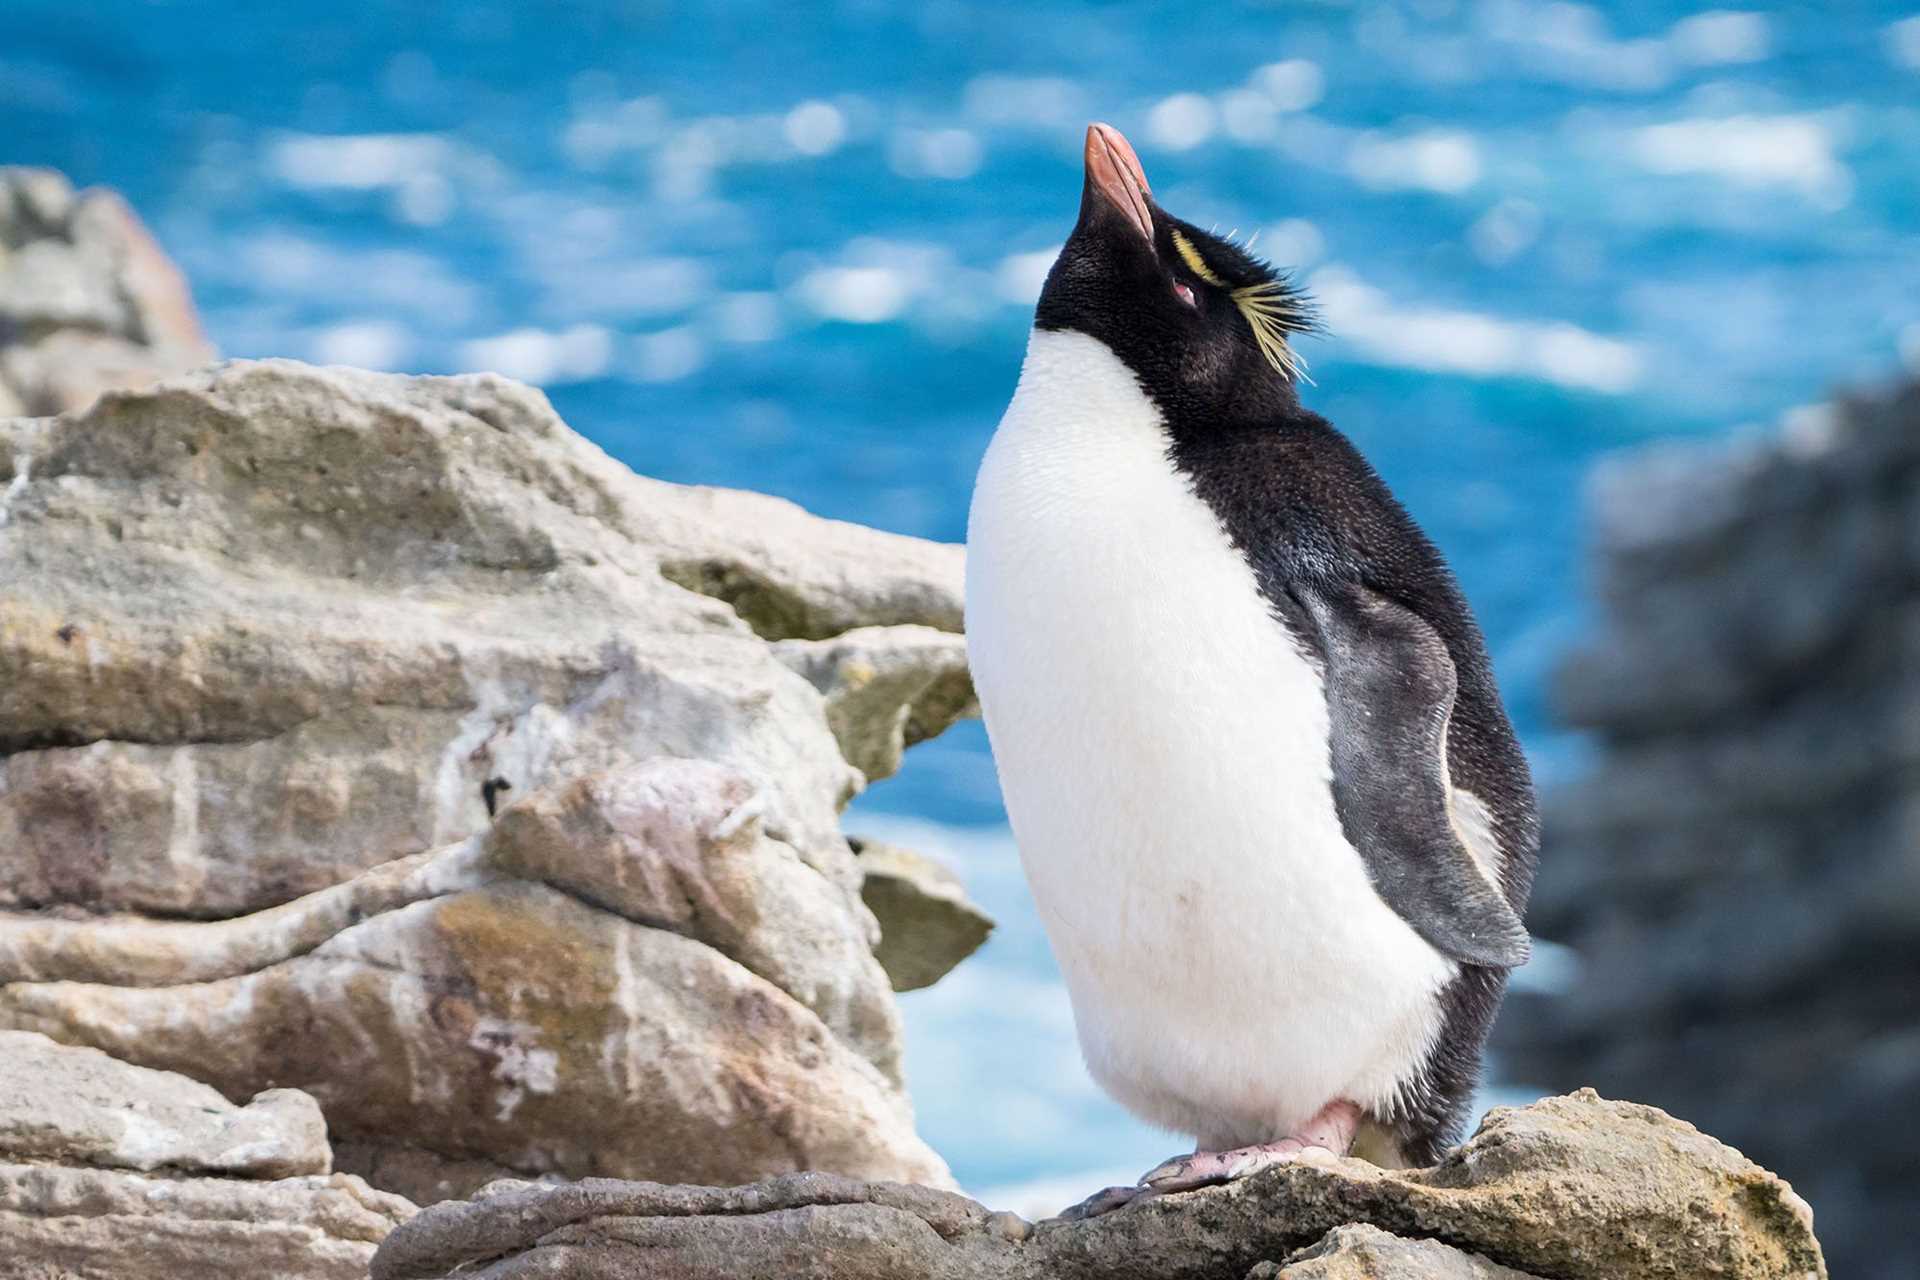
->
[1056, 1183, 1149, 1221]
[1139, 1100, 1363, 1197]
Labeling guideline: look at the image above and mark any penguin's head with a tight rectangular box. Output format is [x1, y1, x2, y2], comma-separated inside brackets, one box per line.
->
[1035, 123, 1315, 418]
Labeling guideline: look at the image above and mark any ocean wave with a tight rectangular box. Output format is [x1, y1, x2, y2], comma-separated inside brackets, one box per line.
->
[1310, 266, 1643, 394]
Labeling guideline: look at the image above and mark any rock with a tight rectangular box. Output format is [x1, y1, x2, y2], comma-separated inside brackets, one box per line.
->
[0, 360, 970, 916]
[0, 1030, 328, 1179]
[485, 759, 905, 1079]
[1498, 376, 1920, 1280]
[0, 1163, 414, 1280]
[0, 1029, 412, 1278]
[776, 625, 975, 784]
[649, 492, 964, 642]
[0, 357, 975, 1204]
[0, 846, 465, 988]
[853, 838, 994, 991]
[0, 168, 213, 416]
[370, 1091, 1825, 1280]
[1251, 1224, 1543, 1278]
[0, 761, 951, 1206]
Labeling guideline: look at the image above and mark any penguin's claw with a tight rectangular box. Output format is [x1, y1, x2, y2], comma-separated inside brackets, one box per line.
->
[1055, 1183, 1151, 1220]
[1138, 1138, 1319, 1193]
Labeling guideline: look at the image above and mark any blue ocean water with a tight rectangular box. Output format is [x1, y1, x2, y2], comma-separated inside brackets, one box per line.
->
[8, 0, 1919, 1202]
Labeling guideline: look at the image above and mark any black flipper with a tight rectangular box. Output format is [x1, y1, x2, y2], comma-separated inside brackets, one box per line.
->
[1293, 581, 1531, 969]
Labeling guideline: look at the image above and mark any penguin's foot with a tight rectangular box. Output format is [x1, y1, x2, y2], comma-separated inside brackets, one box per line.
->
[1137, 1139, 1317, 1192]
[1138, 1100, 1363, 1196]
[1055, 1183, 1149, 1221]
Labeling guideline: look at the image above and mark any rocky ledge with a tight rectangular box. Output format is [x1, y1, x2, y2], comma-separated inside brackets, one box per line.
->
[0, 357, 987, 1208]
[371, 1091, 1825, 1280]
[0, 1030, 414, 1278]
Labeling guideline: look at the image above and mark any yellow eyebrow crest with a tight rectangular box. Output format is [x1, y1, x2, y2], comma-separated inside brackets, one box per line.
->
[1170, 229, 1226, 287]
[1233, 280, 1314, 384]
[1171, 226, 1315, 383]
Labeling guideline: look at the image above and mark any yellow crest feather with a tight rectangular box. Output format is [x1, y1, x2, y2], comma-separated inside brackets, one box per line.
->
[1232, 280, 1315, 384]
[1172, 227, 1314, 383]
[1169, 229, 1225, 287]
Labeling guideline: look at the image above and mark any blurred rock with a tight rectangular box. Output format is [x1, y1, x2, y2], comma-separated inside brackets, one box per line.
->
[369, 1091, 1826, 1280]
[0, 359, 975, 1205]
[0, 168, 213, 415]
[0, 1032, 411, 1279]
[1499, 377, 1920, 1280]
[853, 836, 995, 991]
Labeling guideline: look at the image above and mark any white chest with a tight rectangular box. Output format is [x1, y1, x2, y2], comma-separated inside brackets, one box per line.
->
[964, 330, 1454, 1143]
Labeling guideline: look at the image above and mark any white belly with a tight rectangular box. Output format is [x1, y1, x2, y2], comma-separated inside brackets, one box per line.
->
[965, 330, 1456, 1145]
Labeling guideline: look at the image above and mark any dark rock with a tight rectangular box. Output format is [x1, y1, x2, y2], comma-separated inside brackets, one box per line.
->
[1500, 375, 1920, 1280]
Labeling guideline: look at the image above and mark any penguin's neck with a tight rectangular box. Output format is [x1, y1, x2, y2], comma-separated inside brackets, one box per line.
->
[1010, 326, 1170, 453]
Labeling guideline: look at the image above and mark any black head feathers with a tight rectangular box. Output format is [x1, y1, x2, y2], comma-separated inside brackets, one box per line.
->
[1036, 123, 1319, 424]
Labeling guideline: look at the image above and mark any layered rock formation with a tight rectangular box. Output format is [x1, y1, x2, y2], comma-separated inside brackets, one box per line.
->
[1497, 377, 1920, 1280]
[371, 1091, 1826, 1280]
[0, 359, 984, 1207]
[0, 167, 213, 417]
[0, 1030, 414, 1279]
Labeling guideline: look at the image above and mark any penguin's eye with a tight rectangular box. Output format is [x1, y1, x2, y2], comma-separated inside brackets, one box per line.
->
[1173, 281, 1197, 308]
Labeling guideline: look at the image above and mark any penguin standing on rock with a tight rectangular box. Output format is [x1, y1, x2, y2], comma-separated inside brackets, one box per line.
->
[965, 124, 1538, 1216]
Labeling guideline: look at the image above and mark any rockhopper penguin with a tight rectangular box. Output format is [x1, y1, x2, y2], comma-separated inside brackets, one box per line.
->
[965, 124, 1538, 1215]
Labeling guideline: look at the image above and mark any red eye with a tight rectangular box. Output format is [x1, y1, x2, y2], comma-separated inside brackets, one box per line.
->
[1173, 281, 1197, 308]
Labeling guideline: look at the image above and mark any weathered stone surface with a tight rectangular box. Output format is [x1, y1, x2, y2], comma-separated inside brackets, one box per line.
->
[1251, 1224, 1544, 1278]
[0, 1025, 407, 1278]
[0, 846, 464, 988]
[485, 759, 904, 1080]
[777, 625, 975, 784]
[0, 881, 946, 1198]
[1499, 377, 1920, 1280]
[0, 353, 977, 1207]
[0, 761, 951, 1205]
[0, 1162, 413, 1280]
[0, 167, 213, 416]
[371, 1091, 1825, 1280]
[0, 1030, 328, 1179]
[853, 838, 994, 992]
[0, 360, 969, 917]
